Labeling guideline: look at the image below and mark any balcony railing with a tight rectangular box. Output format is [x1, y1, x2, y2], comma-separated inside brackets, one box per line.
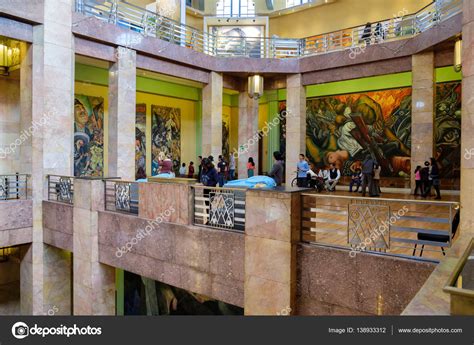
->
[104, 179, 139, 215]
[191, 186, 246, 232]
[0, 173, 29, 200]
[301, 193, 460, 261]
[47, 175, 74, 204]
[74, 0, 462, 59]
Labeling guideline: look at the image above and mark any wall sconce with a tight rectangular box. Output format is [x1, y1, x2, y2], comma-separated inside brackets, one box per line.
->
[248, 75, 264, 100]
[454, 38, 462, 73]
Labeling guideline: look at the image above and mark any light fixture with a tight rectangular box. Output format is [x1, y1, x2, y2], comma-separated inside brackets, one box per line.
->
[248, 75, 264, 100]
[0, 247, 12, 262]
[454, 38, 462, 72]
[0, 38, 20, 76]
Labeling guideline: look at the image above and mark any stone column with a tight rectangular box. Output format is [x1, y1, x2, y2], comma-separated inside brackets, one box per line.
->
[73, 179, 115, 315]
[461, 0, 474, 233]
[19, 42, 32, 176]
[237, 90, 259, 178]
[202, 71, 223, 159]
[285, 74, 306, 186]
[411, 52, 435, 192]
[22, 0, 75, 315]
[244, 189, 300, 315]
[108, 47, 136, 181]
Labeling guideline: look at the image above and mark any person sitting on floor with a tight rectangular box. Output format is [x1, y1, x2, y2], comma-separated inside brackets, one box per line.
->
[325, 163, 341, 192]
[349, 168, 362, 192]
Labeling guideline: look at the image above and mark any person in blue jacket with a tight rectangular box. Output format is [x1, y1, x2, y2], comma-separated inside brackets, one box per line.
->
[296, 154, 310, 187]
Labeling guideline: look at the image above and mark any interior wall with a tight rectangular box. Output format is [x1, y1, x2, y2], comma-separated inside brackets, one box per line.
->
[0, 74, 21, 175]
[186, 12, 204, 30]
[269, 0, 432, 38]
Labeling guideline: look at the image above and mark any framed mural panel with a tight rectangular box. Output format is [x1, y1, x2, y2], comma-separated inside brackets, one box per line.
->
[435, 82, 461, 180]
[74, 95, 104, 177]
[222, 112, 230, 160]
[135, 103, 147, 179]
[151, 105, 181, 174]
[306, 88, 412, 177]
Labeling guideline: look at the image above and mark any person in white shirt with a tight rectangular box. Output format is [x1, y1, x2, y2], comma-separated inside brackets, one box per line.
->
[179, 163, 186, 177]
[325, 163, 341, 192]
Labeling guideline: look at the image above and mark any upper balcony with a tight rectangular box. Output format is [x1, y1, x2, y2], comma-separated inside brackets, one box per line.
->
[74, 0, 462, 59]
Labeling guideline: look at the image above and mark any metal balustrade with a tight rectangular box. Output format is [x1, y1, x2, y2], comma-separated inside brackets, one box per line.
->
[0, 174, 29, 200]
[191, 186, 246, 232]
[301, 193, 460, 261]
[104, 180, 139, 215]
[47, 175, 74, 204]
[74, 0, 461, 59]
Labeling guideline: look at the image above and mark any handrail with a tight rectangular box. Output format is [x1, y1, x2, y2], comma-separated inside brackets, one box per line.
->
[75, 0, 462, 59]
[0, 173, 29, 200]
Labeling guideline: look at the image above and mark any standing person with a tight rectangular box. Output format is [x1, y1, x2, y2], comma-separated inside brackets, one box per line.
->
[151, 154, 160, 176]
[197, 156, 203, 182]
[349, 168, 362, 192]
[159, 152, 173, 175]
[200, 158, 218, 225]
[188, 161, 195, 178]
[361, 155, 375, 197]
[414, 165, 423, 196]
[361, 22, 372, 45]
[268, 151, 284, 186]
[429, 157, 441, 200]
[179, 162, 186, 177]
[247, 157, 255, 178]
[373, 163, 381, 196]
[325, 163, 341, 192]
[217, 155, 227, 187]
[229, 154, 236, 181]
[296, 154, 310, 187]
[421, 161, 431, 197]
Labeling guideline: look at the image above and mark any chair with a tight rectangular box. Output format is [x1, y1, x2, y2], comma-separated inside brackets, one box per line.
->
[413, 209, 460, 257]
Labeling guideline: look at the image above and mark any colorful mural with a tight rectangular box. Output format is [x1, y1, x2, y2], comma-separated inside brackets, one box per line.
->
[135, 104, 147, 179]
[151, 105, 181, 174]
[306, 88, 412, 177]
[435, 82, 462, 179]
[222, 112, 230, 160]
[74, 95, 104, 177]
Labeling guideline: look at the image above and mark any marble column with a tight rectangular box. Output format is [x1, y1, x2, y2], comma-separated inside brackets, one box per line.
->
[244, 189, 300, 315]
[460, 0, 474, 233]
[201, 71, 223, 159]
[73, 179, 115, 315]
[411, 52, 435, 192]
[237, 90, 259, 178]
[285, 74, 306, 186]
[108, 47, 136, 181]
[19, 42, 32, 176]
[21, 0, 75, 315]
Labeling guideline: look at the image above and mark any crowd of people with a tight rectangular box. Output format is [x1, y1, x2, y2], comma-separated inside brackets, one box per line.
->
[141, 150, 443, 200]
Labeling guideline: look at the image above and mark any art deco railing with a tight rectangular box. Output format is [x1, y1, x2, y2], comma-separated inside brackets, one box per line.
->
[74, 0, 462, 59]
[47, 175, 74, 204]
[301, 193, 460, 261]
[191, 185, 246, 232]
[104, 179, 139, 215]
[0, 174, 29, 200]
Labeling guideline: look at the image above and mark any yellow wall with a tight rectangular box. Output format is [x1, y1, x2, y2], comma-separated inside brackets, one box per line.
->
[269, 0, 431, 38]
[258, 103, 269, 173]
[74, 81, 197, 178]
[186, 12, 204, 30]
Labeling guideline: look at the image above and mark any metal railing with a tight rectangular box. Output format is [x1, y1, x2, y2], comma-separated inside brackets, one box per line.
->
[104, 180, 139, 215]
[47, 175, 74, 204]
[301, 193, 460, 261]
[0, 174, 29, 200]
[191, 186, 246, 232]
[74, 0, 461, 59]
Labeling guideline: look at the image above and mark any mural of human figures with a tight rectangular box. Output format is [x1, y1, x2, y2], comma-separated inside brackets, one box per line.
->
[222, 112, 230, 160]
[74, 95, 104, 177]
[135, 104, 147, 179]
[305, 88, 412, 177]
[151, 105, 181, 174]
[435, 82, 462, 180]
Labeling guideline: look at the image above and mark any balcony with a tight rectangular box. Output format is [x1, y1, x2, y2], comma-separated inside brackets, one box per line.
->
[75, 0, 462, 59]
